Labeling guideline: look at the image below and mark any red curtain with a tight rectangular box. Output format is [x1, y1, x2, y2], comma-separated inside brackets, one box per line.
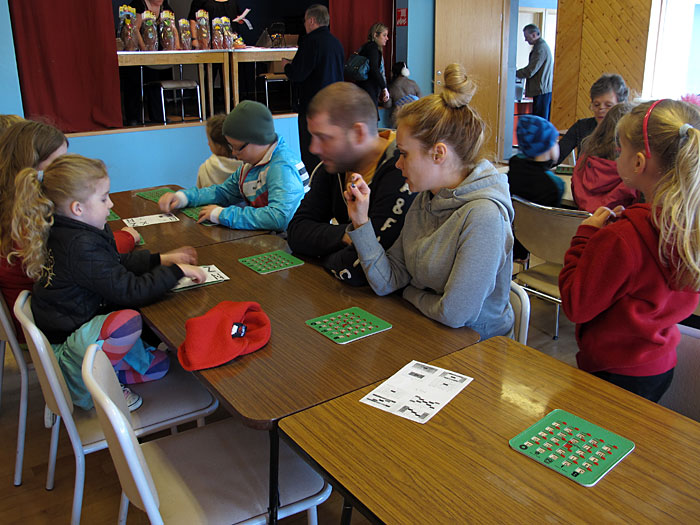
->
[9, 0, 122, 132]
[329, 0, 394, 71]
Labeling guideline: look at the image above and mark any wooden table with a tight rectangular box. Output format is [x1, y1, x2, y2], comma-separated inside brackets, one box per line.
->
[139, 234, 480, 522]
[230, 47, 297, 106]
[110, 186, 266, 252]
[117, 50, 230, 120]
[280, 336, 700, 523]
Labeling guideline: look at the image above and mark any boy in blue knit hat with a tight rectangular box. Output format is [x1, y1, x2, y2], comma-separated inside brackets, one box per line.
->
[159, 100, 309, 231]
[508, 114, 565, 261]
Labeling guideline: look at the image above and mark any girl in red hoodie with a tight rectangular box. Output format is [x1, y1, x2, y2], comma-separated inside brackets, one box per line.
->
[560, 99, 700, 402]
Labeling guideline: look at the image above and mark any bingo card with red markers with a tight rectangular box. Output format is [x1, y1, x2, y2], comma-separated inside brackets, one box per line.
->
[306, 307, 391, 344]
[509, 409, 635, 487]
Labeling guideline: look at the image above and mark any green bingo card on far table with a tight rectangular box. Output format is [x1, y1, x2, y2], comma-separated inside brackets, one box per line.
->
[306, 307, 392, 344]
[509, 409, 635, 487]
[136, 187, 174, 202]
[136, 188, 204, 222]
[238, 250, 304, 274]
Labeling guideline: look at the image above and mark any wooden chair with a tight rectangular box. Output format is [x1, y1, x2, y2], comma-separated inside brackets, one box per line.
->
[511, 195, 591, 339]
[509, 281, 531, 344]
[0, 293, 29, 486]
[82, 343, 332, 524]
[13, 291, 219, 525]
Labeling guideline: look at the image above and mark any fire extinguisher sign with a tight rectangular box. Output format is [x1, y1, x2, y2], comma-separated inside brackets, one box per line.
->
[396, 8, 408, 27]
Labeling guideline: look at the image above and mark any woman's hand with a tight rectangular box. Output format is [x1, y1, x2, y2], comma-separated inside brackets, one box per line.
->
[177, 264, 207, 283]
[582, 205, 624, 228]
[344, 173, 371, 228]
[197, 204, 219, 223]
[161, 246, 197, 266]
[158, 192, 181, 213]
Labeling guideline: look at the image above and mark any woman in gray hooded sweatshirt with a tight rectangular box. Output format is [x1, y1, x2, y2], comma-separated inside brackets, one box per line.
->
[345, 63, 514, 339]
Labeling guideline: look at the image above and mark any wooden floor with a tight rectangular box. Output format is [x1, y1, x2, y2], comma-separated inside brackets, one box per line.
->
[0, 296, 576, 524]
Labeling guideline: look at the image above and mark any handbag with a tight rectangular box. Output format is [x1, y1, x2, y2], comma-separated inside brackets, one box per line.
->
[344, 52, 369, 82]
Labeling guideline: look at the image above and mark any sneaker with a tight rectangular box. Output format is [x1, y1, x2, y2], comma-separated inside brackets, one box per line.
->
[120, 384, 143, 412]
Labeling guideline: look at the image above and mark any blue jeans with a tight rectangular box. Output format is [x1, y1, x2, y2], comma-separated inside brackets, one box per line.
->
[532, 93, 552, 120]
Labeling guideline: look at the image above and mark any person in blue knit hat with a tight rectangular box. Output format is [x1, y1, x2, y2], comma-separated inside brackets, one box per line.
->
[508, 114, 565, 261]
[159, 100, 309, 231]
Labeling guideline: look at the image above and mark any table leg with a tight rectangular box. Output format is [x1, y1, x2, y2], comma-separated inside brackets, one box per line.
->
[268, 426, 280, 524]
[232, 52, 240, 107]
[207, 63, 214, 117]
[198, 64, 206, 120]
[223, 54, 231, 114]
[140, 65, 145, 125]
[340, 498, 354, 525]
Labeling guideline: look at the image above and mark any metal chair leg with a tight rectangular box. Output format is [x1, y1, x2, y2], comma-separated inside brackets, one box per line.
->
[160, 86, 167, 124]
[554, 303, 560, 340]
[180, 88, 186, 121]
[264, 79, 270, 108]
[196, 86, 202, 121]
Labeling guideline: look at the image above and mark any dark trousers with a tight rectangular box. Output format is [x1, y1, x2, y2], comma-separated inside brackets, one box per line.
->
[120, 66, 172, 124]
[532, 92, 552, 120]
[593, 368, 674, 403]
[297, 111, 321, 174]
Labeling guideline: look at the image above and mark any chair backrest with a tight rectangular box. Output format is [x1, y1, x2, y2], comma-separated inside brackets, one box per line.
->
[13, 291, 74, 419]
[509, 281, 531, 344]
[0, 292, 22, 357]
[82, 344, 161, 521]
[512, 195, 591, 265]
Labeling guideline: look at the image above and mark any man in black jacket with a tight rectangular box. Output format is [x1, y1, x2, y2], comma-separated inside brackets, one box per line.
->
[282, 4, 344, 172]
[286, 82, 415, 286]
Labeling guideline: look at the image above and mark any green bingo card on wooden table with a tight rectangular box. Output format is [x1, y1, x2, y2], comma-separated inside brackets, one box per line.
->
[555, 165, 574, 176]
[136, 188, 204, 222]
[509, 409, 635, 487]
[136, 187, 174, 202]
[306, 307, 392, 344]
[107, 210, 121, 221]
[238, 250, 304, 274]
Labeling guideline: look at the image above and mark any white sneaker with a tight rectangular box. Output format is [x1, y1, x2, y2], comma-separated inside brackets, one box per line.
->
[120, 384, 143, 412]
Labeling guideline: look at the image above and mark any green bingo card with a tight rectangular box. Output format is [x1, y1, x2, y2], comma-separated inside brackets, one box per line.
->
[238, 250, 304, 274]
[136, 187, 173, 202]
[555, 165, 574, 176]
[180, 206, 204, 221]
[107, 210, 121, 221]
[509, 409, 634, 487]
[306, 307, 392, 344]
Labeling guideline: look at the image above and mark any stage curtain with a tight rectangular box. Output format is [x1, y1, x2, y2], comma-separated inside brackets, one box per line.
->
[9, 0, 122, 132]
[329, 0, 394, 70]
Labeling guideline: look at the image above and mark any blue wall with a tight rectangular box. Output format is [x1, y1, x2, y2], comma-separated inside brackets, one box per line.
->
[0, 0, 23, 116]
[520, 0, 558, 8]
[688, 4, 700, 94]
[407, 0, 435, 97]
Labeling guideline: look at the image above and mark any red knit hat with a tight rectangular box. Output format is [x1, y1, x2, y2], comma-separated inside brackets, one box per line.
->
[178, 301, 271, 371]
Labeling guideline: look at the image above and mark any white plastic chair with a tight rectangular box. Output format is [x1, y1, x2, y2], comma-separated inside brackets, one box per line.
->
[0, 293, 29, 486]
[82, 343, 332, 524]
[509, 281, 531, 344]
[512, 195, 591, 339]
[13, 291, 219, 525]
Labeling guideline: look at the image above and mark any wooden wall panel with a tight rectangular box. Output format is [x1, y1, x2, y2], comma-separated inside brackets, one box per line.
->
[551, 0, 652, 131]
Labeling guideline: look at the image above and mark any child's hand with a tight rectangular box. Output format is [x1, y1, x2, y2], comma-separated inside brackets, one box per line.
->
[344, 173, 371, 228]
[178, 264, 207, 283]
[197, 205, 219, 223]
[161, 246, 197, 266]
[158, 192, 181, 213]
[582, 206, 624, 229]
[121, 226, 141, 244]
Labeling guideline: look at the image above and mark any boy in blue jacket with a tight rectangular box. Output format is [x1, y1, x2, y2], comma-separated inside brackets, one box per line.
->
[159, 101, 308, 231]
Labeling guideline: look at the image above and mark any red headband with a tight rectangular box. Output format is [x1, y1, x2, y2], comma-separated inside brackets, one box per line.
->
[643, 99, 666, 158]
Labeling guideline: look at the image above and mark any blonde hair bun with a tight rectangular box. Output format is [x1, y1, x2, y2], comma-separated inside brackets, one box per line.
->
[441, 63, 476, 109]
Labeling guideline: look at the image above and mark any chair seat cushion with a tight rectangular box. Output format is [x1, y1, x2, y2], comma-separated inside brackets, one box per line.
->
[143, 418, 326, 523]
[157, 80, 198, 90]
[259, 73, 288, 81]
[515, 262, 562, 299]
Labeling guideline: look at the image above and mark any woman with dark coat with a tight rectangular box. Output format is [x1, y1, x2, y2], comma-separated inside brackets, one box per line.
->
[357, 22, 390, 109]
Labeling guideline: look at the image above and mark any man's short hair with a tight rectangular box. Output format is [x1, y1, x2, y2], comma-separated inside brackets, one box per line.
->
[523, 24, 540, 35]
[307, 82, 378, 134]
[305, 4, 329, 26]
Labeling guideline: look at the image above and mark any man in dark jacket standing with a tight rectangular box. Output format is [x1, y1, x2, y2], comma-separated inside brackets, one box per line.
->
[282, 4, 344, 172]
[516, 24, 553, 120]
